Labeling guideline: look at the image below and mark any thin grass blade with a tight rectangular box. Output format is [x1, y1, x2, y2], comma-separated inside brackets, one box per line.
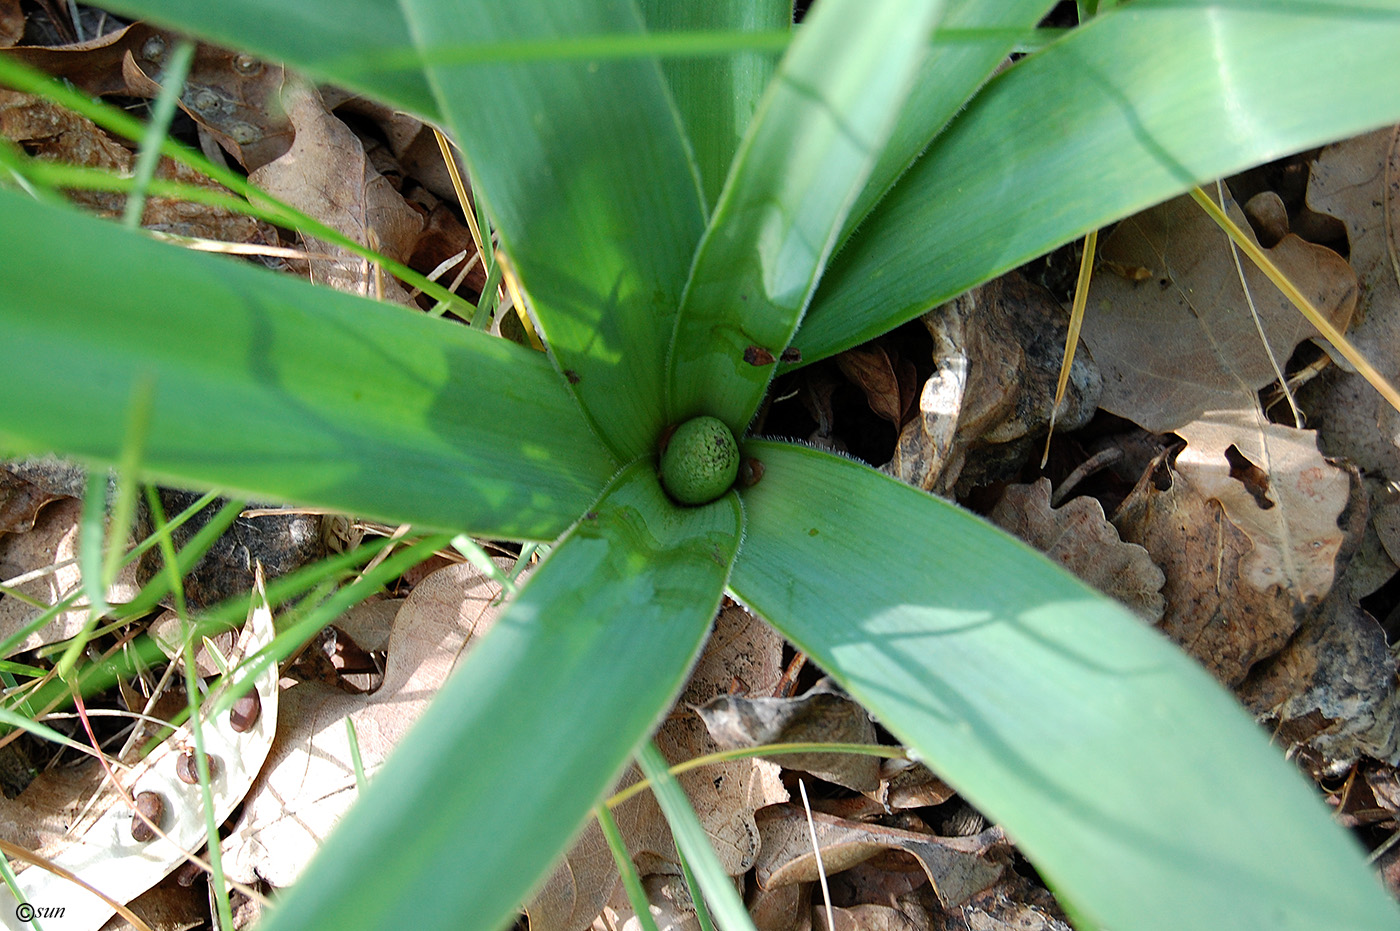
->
[797, 0, 1400, 366]
[0, 191, 616, 539]
[729, 440, 1399, 931]
[259, 462, 743, 931]
[667, 0, 944, 435]
[636, 741, 756, 931]
[402, 0, 707, 461]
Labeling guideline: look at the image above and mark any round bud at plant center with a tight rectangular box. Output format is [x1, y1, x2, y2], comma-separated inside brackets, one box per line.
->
[658, 416, 740, 506]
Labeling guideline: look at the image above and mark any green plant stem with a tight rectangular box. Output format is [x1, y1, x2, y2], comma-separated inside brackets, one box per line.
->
[596, 805, 660, 931]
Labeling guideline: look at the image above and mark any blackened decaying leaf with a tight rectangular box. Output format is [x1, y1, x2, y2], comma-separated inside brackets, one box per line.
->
[754, 804, 1007, 909]
[136, 489, 325, 611]
[698, 679, 879, 792]
[1240, 596, 1400, 777]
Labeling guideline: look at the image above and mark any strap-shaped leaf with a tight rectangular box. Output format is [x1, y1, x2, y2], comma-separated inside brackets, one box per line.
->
[839, 0, 1055, 245]
[260, 462, 742, 931]
[0, 191, 616, 540]
[797, 0, 1400, 366]
[78, 0, 439, 120]
[729, 441, 1399, 931]
[667, 0, 944, 435]
[403, 0, 707, 461]
[635, 0, 790, 211]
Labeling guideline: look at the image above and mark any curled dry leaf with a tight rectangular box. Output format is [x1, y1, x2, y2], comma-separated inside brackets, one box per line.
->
[754, 804, 1006, 910]
[697, 679, 880, 792]
[248, 81, 424, 301]
[834, 342, 918, 429]
[1082, 190, 1357, 434]
[891, 272, 1100, 494]
[3, 22, 165, 96]
[224, 561, 504, 888]
[0, 586, 278, 931]
[989, 478, 1165, 622]
[1240, 597, 1400, 777]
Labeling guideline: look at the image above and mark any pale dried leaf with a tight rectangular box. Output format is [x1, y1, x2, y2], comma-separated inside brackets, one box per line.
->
[0, 591, 278, 930]
[989, 478, 1165, 621]
[224, 562, 505, 887]
[1176, 412, 1350, 605]
[755, 805, 1006, 909]
[1114, 462, 1301, 686]
[0, 497, 142, 654]
[1083, 191, 1357, 433]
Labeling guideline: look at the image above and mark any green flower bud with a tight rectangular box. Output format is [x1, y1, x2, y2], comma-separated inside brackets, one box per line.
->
[659, 416, 740, 506]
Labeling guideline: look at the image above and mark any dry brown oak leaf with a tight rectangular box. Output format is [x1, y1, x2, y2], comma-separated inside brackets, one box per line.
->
[989, 478, 1165, 622]
[1082, 190, 1356, 434]
[1114, 414, 1353, 686]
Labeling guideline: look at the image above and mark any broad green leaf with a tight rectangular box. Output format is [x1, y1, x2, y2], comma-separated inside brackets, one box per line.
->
[667, 0, 944, 435]
[839, 0, 1055, 244]
[797, 0, 1400, 366]
[0, 190, 616, 540]
[403, 0, 707, 461]
[636, 0, 790, 211]
[78, 0, 439, 120]
[729, 441, 1399, 931]
[261, 462, 742, 931]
